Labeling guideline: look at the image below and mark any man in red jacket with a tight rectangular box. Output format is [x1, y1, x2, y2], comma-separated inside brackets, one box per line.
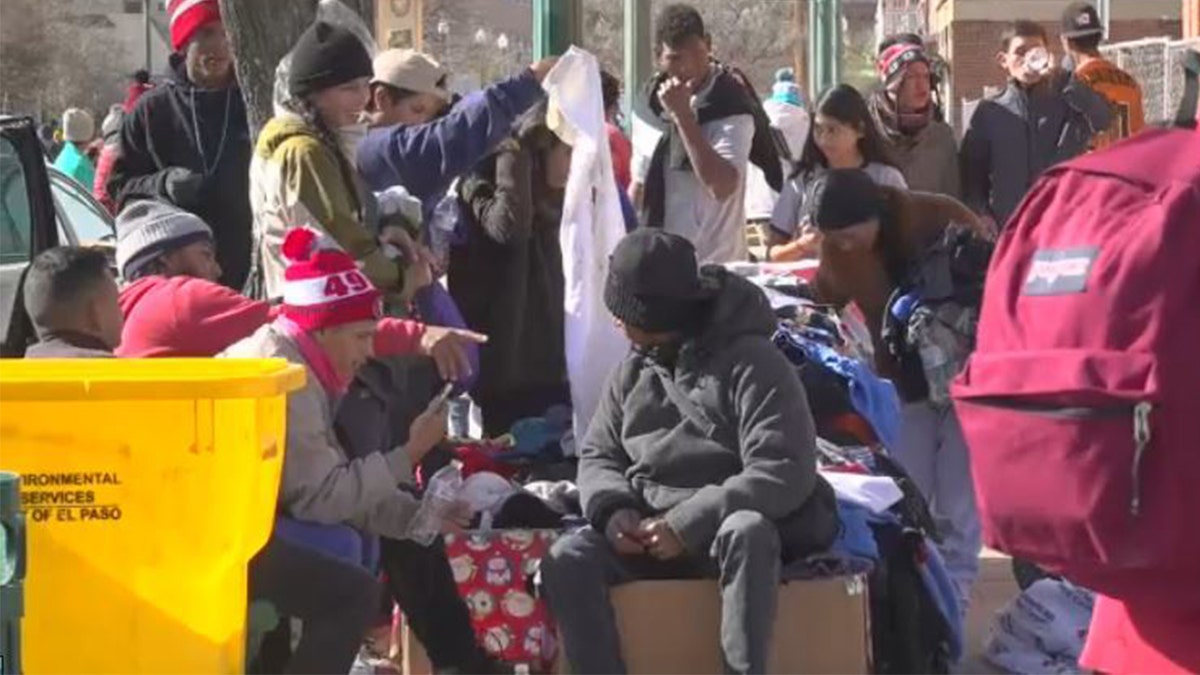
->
[113, 200, 482, 378]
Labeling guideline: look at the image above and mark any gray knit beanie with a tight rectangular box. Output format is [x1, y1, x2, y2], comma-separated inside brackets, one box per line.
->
[115, 200, 213, 279]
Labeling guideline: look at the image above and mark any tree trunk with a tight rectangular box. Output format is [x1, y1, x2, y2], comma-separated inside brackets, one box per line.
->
[219, 0, 375, 135]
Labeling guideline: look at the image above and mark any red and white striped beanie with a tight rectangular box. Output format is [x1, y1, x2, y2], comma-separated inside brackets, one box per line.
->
[168, 0, 222, 52]
[281, 228, 382, 333]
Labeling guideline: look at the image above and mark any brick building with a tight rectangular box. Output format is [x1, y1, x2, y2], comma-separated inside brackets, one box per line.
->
[928, 0, 1182, 128]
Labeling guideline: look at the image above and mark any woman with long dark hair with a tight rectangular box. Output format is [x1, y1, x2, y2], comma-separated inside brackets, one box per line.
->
[764, 84, 907, 262]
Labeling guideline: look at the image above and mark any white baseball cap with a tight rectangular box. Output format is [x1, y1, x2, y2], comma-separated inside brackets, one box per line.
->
[371, 49, 450, 102]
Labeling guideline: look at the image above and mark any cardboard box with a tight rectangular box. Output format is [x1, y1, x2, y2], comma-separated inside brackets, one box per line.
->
[404, 574, 871, 674]
[610, 576, 870, 674]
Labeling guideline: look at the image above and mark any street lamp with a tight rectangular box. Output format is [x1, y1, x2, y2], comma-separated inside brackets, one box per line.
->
[437, 19, 450, 37]
[474, 28, 489, 45]
[497, 33, 510, 51]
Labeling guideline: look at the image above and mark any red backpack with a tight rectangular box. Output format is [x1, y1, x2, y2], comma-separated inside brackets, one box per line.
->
[951, 53, 1200, 606]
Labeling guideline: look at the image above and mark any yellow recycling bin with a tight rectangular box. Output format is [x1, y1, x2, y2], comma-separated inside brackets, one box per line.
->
[0, 358, 305, 674]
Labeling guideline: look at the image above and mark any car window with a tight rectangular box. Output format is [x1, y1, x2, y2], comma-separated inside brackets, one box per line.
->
[0, 136, 32, 264]
[51, 170, 114, 245]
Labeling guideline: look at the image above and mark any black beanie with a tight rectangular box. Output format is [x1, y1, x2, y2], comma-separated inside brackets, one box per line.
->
[604, 229, 715, 333]
[811, 168, 885, 232]
[288, 21, 373, 99]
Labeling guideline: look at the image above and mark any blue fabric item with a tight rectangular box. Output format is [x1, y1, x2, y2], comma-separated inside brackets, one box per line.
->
[358, 71, 545, 218]
[771, 81, 803, 108]
[832, 499, 880, 561]
[782, 554, 874, 581]
[918, 540, 966, 662]
[866, 509, 965, 663]
[505, 410, 572, 461]
[274, 517, 379, 571]
[774, 328, 902, 449]
[412, 282, 479, 392]
[617, 179, 638, 232]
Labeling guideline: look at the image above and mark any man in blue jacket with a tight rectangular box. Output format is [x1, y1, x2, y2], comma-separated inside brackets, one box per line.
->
[359, 50, 557, 218]
[959, 20, 1110, 230]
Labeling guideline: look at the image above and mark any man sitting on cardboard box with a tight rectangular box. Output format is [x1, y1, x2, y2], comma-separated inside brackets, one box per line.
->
[541, 229, 838, 675]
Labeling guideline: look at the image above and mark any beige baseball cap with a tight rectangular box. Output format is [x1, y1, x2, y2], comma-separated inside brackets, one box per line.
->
[372, 49, 450, 101]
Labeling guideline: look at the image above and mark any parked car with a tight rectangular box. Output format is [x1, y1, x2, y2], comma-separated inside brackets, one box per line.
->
[1, 115, 115, 356]
[47, 163, 115, 247]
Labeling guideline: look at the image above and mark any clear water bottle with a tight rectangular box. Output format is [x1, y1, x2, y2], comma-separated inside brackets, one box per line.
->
[911, 308, 959, 405]
[427, 183, 461, 267]
[409, 462, 464, 546]
[1025, 47, 1052, 76]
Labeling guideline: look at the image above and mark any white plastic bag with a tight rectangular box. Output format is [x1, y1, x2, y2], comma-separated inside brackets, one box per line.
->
[542, 47, 629, 446]
[984, 579, 1095, 674]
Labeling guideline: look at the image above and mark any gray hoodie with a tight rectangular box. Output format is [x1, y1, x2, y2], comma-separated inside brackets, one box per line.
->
[578, 269, 836, 558]
[960, 71, 1111, 226]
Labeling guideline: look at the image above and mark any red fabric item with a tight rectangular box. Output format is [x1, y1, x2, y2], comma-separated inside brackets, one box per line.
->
[167, 0, 221, 52]
[445, 530, 560, 670]
[607, 122, 632, 191]
[118, 276, 271, 357]
[452, 442, 520, 480]
[118, 275, 425, 358]
[951, 126, 1200, 607]
[93, 144, 118, 215]
[277, 315, 348, 394]
[1081, 595, 1200, 674]
[123, 82, 154, 113]
[281, 228, 383, 333]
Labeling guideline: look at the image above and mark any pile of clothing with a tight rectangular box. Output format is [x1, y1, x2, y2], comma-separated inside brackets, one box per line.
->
[732, 269, 962, 674]
[816, 441, 962, 674]
[418, 405, 586, 532]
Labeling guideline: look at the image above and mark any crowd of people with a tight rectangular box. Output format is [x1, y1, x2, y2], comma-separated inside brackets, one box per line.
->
[20, 0, 1196, 673]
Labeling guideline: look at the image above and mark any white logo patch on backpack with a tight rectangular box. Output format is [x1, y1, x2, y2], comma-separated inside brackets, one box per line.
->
[1023, 247, 1098, 295]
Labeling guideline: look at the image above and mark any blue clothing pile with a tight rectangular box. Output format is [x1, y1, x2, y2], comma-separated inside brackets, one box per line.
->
[774, 325, 901, 449]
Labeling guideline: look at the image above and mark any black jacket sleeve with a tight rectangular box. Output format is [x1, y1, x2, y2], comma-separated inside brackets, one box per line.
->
[461, 141, 535, 246]
[107, 101, 177, 209]
[959, 103, 993, 219]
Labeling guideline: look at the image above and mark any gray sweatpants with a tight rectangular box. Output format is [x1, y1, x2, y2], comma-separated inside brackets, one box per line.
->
[540, 511, 782, 675]
[894, 401, 982, 614]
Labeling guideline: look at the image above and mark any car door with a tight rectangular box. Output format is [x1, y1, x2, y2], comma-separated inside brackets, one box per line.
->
[48, 165, 116, 246]
[0, 116, 60, 356]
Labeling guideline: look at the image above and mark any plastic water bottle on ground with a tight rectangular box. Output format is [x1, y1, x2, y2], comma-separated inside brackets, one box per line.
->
[409, 462, 464, 546]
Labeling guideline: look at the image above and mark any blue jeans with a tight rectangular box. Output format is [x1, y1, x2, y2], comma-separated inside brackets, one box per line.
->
[894, 401, 982, 614]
